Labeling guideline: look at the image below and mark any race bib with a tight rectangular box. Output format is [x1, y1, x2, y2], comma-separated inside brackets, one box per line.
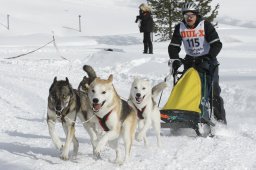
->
[180, 20, 210, 57]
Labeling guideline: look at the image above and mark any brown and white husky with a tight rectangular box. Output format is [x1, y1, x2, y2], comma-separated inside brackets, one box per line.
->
[87, 74, 137, 164]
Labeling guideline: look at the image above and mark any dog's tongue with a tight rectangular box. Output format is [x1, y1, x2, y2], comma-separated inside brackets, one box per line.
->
[136, 97, 142, 103]
[93, 104, 101, 110]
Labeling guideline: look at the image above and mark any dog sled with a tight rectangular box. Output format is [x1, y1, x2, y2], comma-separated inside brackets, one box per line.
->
[160, 61, 216, 137]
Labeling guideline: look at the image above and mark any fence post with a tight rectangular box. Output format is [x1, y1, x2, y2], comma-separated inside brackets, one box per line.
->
[78, 15, 81, 32]
[7, 14, 10, 30]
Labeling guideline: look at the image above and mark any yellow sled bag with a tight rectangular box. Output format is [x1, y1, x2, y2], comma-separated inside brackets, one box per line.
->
[162, 67, 201, 113]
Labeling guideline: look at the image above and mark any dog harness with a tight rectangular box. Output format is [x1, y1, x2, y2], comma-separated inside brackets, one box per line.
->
[55, 91, 80, 124]
[56, 107, 70, 123]
[96, 111, 112, 131]
[135, 106, 146, 119]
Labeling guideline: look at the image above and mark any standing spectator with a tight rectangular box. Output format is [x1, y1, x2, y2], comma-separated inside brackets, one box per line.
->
[135, 3, 154, 54]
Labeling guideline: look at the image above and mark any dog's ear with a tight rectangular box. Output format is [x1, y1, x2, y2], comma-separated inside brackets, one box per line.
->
[107, 74, 113, 83]
[53, 76, 57, 83]
[65, 77, 69, 84]
[65, 77, 74, 96]
[50, 77, 56, 92]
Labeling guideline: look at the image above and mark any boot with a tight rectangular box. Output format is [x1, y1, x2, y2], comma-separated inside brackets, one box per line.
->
[213, 97, 227, 125]
[143, 43, 148, 54]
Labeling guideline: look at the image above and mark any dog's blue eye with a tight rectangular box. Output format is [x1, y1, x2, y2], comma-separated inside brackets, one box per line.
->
[142, 87, 146, 90]
[134, 87, 137, 89]
[102, 91, 106, 94]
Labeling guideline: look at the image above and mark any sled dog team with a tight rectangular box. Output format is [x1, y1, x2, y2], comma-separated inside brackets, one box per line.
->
[47, 65, 167, 163]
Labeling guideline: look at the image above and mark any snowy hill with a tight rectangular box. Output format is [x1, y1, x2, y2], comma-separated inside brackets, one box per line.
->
[0, 0, 256, 169]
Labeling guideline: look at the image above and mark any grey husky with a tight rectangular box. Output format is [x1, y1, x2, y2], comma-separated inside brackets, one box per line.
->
[47, 77, 80, 160]
[77, 65, 100, 156]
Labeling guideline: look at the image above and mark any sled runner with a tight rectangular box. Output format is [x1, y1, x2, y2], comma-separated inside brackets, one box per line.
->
[160, 64, 215, 137]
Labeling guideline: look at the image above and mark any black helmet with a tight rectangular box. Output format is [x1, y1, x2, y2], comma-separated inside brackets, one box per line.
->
[182, 2, 199, 15]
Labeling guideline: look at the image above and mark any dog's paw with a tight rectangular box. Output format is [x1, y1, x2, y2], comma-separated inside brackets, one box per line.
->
[92, 147, 101, 160]
[71, 154, 77, 160]
[60, 153, 69, 161]
[93, 151, 101, 160]
[157, 141, 161, 148]
[72, 150, 78, 159]
[95, 145, 103, 155]
[114, 158, 124, 166]
[136, 133, 144, 142]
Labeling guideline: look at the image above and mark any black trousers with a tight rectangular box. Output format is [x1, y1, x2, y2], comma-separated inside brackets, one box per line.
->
[210, 67, 226, 124]
[143, 32, 153, 53]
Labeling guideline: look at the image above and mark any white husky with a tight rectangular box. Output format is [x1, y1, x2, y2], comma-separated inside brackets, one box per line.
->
[87, 74, 137, 164]
[128, 79, 167, 147]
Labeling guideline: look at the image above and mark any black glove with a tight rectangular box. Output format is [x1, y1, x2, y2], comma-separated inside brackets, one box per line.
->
[135, 16, 140, 23]
[173, 59, 182, 71]
[168, 59, 182, 71]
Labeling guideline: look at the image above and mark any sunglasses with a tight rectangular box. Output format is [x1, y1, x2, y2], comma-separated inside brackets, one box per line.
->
[184, 13, 196, 19]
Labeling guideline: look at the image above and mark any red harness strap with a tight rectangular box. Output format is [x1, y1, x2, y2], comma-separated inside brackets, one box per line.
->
[96, 111, 112, 131]
[135, 106, 146, 119]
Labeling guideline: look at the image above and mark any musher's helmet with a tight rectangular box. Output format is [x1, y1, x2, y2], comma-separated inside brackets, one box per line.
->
[182, 2, 199, 15]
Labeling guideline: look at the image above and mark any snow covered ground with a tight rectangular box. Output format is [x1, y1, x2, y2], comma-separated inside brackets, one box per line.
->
[0, 0, 256, 169]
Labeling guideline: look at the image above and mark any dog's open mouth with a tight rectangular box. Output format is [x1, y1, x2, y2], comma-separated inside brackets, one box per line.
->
[92, 101, 105, 112]
[135, 96, 145, 104]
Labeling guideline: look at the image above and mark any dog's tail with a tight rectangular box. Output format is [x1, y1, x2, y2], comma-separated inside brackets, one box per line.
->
[83, 65, 97, 84]
[152, 82, 167, 101]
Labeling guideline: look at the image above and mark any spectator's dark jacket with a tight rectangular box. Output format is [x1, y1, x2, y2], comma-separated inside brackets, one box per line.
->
[137, 11, 154, 33]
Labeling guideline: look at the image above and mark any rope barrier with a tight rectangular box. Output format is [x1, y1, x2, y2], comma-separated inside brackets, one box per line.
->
[4, 39, 54, 59]
[4, 35, 68, 61]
